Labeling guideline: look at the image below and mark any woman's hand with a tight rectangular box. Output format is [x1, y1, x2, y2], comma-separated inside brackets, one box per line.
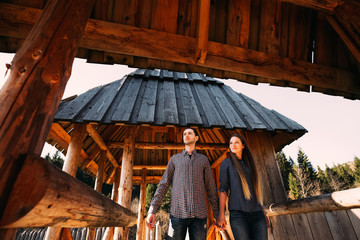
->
[216, 214, 227, 230]
[146, 213, 156, 230]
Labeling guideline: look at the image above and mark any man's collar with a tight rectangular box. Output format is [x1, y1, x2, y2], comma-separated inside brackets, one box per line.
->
[182, 149, 197, 156]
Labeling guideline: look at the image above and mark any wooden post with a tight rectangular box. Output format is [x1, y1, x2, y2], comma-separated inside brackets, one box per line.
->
[102, 167, 120, 240]
[114, 127, 137, 240]
[0, 154, 137, 228]
[136, 168, 147, 240]
[87, 150, 106, 240]
[46, 124, 87, 239]
[0, 0, 96, 223]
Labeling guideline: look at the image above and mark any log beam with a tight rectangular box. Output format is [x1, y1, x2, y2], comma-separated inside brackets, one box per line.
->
[280, 0, 341, 12]
[0, 0, 96, 220]
[48, 124, 98, 176]
[265, 187, 360, 217]
[211, 151, 228, 169]
[195, 0, 210, 64]
[136, 168, 147, 240]
[0, 2, 358, 97]
[108, 142, 228, 150]
[0, 154, 137, 228]
[86, 124, 119, 168]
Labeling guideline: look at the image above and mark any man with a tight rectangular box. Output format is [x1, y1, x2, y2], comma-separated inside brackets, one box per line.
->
[146, 128, 219, 240]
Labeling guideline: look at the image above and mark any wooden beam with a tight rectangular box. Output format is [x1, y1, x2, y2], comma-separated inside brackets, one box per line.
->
[133, 176, 162, 184]
[48, 123, 98, 175]
[0, 154, 137, 228]
[136, 168, 147, 240]
[0, 0, 96, 220]
[280, 0, 341, 12]
[86, 124, 119, 168]
[94, 150, 106, 192]
[108, 142, 228, 150]
[1, 2, 358, 97]
[195, 0, 210, 64]
[265, 187, 360, 217]
[211, 150, 228, 169]
[62, 124, 87, 176]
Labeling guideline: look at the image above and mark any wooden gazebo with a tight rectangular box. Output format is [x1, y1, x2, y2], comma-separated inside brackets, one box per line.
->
[1, 0, 360, 239]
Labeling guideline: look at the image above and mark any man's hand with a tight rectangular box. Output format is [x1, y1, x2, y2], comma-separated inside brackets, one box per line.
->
[146, 213, 156, 230]
[216, 215, 227, 230]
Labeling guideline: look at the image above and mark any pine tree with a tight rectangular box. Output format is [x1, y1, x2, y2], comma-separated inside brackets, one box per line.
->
[354, 156, 360, 185]
[276, 151, 294, 191]
[317, 166, 331, 194]
[288, 171, 300, 199]
[297, 148, 317, 181]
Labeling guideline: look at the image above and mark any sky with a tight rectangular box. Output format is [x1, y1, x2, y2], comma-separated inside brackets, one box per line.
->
[1, 52, 359, 169]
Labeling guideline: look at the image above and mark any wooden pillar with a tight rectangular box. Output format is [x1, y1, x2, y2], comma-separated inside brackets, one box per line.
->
[46, 124, 87, 239]
[114, 127, 137, 240]
[0, 0, 96, 223]
[136, 168, 147, 240]
[87, 150, 106, 240]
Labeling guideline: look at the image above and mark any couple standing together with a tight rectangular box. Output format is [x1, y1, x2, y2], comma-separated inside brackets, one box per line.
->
[146, 128, 268, 240]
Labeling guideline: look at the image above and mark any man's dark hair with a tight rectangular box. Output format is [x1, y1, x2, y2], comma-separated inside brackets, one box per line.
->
[184, 127, 199, 138]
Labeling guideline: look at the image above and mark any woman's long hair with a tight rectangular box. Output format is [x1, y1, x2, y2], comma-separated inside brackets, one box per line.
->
[229, 134, 263, 205]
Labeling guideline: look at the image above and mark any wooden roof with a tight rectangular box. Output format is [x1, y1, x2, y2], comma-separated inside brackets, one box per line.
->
[47, 69, 306, 182]
[0, 0, 359, 99]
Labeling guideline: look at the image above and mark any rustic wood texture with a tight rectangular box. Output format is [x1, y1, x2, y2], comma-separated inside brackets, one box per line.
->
[266, 187, 360, 216]
[0, 0, 96, 221]
[0, 154, 137, 228]
[136, 168, 147, 240]
[1, 2, 359, 99]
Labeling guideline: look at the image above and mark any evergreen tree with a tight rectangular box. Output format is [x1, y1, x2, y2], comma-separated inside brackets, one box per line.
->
[333, 163, 355, 189]
[317, 166, 331, 194]
[276, 151, 294, 191]
[354, 156, 360, 185]
[288, 171, 299, 199]
[325, 165, 345, 192]
[297, 148, 317, 181]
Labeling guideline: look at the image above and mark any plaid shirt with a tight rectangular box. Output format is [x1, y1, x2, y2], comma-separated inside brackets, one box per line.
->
[150, 149, 219, 219]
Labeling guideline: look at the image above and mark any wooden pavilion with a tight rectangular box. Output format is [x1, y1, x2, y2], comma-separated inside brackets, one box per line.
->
[1, 0, 360, 239]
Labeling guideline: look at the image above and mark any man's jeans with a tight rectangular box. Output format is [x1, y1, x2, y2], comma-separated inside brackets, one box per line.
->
[167, 215, 207, 240]
[230, 210, 268, 240]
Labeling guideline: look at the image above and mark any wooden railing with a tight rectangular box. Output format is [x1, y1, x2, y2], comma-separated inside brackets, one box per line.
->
[264, 187, 360, 216]
[0, 154, 137, 229]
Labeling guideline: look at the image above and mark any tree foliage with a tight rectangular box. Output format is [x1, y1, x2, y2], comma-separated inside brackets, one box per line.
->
[276, 150, 359, 200]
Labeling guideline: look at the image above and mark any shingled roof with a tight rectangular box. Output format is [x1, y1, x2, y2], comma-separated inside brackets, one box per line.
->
[55, 69, 307, 135]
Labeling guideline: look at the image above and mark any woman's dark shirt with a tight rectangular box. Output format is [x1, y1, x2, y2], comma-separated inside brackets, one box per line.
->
[219, 157, 263, 212]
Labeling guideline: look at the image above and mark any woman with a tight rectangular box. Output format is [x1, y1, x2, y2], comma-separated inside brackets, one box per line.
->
[217, 134, 268, 240]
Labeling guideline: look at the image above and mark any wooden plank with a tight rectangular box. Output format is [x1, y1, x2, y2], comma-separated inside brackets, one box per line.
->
[288, 5, 313, 61]
[55, 86, 101, 121]
[137, 79, 158, 124]
[177, 0, 198, 37]
[178, 81, 203, 125]
[325, 210, 358, 240]
[259, 0, 281, 54]
[347, 208, 360, 239]
[163, 81, 180, 125]
[108, 142, 227, 150]
[0, 154, 137, 228]
[136, 168, 147, 240]
[1, 3, 359, 97]
[226, 0, 251, 47]
[192, 83, 225, 127]
[150, 0, 179, 33]
[83, 79, 125, 122]
[314, 13, 337, 66]
[291, 213, 313, 240]
[306, 212, 333, 240]
[222, 86, 267, 130]
[112, 77, 142, 122]
[208, 84, 247, 129]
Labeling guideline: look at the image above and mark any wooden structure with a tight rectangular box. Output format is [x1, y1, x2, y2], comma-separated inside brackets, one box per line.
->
[0, 0, 360, 239]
